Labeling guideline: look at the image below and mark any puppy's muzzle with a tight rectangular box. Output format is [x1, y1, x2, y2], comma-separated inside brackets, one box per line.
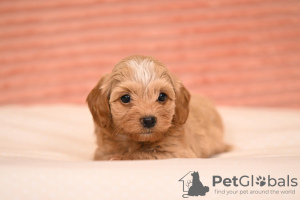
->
[141, 116, 157, 128]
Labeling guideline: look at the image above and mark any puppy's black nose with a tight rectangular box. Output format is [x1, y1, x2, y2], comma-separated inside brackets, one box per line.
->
[141, 116, 157, 128]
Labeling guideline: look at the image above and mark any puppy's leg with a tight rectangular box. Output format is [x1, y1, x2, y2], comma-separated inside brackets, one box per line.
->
[107, 152, 171, 160]
[94, 148, 106, 160]
[108, 149, 196, 160]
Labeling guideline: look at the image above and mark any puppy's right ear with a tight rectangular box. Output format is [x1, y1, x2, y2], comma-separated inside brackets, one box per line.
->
[86, 75, 112, 128]
[172, 83, 191, 126]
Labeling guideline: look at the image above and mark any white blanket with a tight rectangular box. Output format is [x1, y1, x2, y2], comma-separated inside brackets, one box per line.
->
[0, 105, 299, 199]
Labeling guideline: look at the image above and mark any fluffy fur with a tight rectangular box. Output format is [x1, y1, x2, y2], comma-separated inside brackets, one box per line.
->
[87, 55, 229, 160]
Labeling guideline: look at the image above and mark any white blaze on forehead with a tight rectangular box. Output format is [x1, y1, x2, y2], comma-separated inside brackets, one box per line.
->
[126, 58, 156, 85]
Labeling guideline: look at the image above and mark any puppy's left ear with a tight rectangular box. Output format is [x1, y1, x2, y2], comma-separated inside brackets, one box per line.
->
[172, 81, 191, 126]
[86, 75, 112, 128]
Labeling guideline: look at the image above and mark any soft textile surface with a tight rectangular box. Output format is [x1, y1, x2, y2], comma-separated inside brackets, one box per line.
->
[0, 105, 299, 199]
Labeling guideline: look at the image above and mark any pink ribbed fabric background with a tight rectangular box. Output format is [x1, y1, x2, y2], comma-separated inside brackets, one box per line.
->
[1, 0, 300, 107]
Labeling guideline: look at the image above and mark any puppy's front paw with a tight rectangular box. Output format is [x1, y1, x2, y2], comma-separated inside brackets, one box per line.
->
[108, 155, 128, 161]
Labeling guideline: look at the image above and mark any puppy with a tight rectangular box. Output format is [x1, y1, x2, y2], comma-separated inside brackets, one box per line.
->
[87, 55, 229, 160]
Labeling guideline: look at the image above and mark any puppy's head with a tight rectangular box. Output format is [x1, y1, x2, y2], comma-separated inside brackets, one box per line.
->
[87, 55, 190, 142]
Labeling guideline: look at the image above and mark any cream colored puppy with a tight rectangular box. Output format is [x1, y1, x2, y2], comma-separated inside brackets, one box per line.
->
[87, 55, 229, 160]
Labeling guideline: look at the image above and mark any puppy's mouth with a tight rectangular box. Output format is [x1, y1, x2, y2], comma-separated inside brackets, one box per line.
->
[137, 129, 162, 142]
[142, 129, 153, 134]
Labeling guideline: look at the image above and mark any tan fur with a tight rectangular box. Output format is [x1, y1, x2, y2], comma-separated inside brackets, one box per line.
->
[87, 55, 229, 160]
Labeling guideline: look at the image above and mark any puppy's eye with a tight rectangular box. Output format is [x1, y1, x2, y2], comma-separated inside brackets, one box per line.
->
[120, 95, 131, 103]
[157, 93, 167, 102]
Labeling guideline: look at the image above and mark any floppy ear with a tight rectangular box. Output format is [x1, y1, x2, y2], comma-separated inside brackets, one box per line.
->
[172, 83, 191, 126]
[86, 75, 112, 128]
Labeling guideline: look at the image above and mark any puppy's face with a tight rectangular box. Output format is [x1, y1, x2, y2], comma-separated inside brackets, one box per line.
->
[87, 56, 190, 142]
[109, 61, 176, 142]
